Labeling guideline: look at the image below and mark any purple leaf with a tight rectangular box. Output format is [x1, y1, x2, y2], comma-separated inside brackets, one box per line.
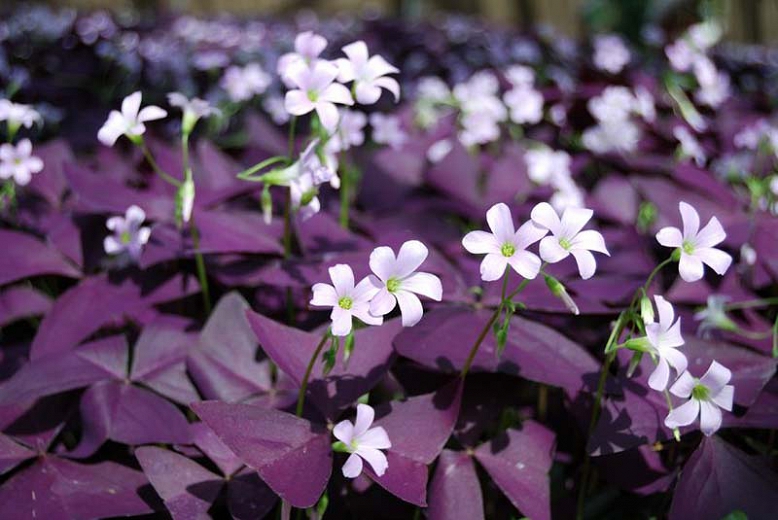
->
[247, 310, 399, 418]
[474, 421, 555, 520]
[0, 229, 80, 286]
[428, 450, 484, 520]
[192, 401, 332, 508]
[135, 446, 223, 520]
[362, 451, 429, 507]
[191, 421, 244, 477]
[26, 139, 73, 207]
[227, 468, 279, 520]
[188, 292, 272, 402]
[0, 433, 36, 475]
[0, 456, 154, 520]
[0, 286, 51, 328]
[668, 436, 778, 520]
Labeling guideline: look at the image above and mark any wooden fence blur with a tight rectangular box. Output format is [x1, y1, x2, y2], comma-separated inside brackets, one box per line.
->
[34, 0, 778, 43]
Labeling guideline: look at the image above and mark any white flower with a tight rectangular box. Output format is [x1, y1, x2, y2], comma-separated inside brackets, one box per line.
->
[549, 104, 567, 126]
[416, 76, 451, 103]
[582, 118, 640, 154]
[588, 86, 635, 123]
[458, 112, 502, 148]
[220, 63, 271, 103]
[694, 295, 736, 337]
[367, 240, 442, 327]
[336, 41, 400, 105]
[693, 58, 730, 108]
[284, 60, 354, 133]
[103, 205, 152, 262]
[310, 264, 382, 337]
[263, 96, 291, 125]
[0, 139, 44, 186]
[673, 126, 706, 166]
[462, 202, 547, 282]
[593, 34, 630, 74]
[97, 91, 167, 146]
[664, 360, 734, 436]
[634, 86, 656, 123]
[524, 147, 571, 185]
[277, 31, 328, 87]
[333, 404, 391, 478]
[550, 183, 585, 213]
[530, 202, 609, 279]
[665, 39, 696, 72]
[505, 65, 535, 88]
[656, 201, 732, 282]
[688, 21, 722, 51]
[643, 295, 687, 391]
[167, 92, 221, 134]
[369, 113, 407, 149]
[0, 100, 41, 129]
[504, 86, 544, 125]
[426, 139, 453, 163]
[327, 109, 367, 153]
[279, 140, 339, 221]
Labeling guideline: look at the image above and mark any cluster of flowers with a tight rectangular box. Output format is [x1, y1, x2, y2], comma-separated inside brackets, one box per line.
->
[0, 100, 43, 191]
[582, 85, 655, 155]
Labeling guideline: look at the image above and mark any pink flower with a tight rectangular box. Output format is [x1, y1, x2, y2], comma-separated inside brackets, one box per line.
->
[593, 34, 631, 74]
[310, 264, 382, 336]
[336, 41, 400, 105]
[103, 205, 151, 263]
[333, 404, 391, 478]
[644, 296, 687, 391]
[97, 91, 167, 146]
[277, 31, 328, 87]
[664, 360, 734, 436]
[284, 60, 354, 133]
[0, 139, 43, 186]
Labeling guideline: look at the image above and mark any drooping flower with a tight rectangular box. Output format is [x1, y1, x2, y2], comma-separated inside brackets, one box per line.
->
[97, 91, 167, 146]
[284, 60, 354, 133]
[167, 92, 221, 134]
[103, 205, 152, 262]
[220, 63, 271, 103]
[462, 202, 547, 281]
[367, 240, 443, 327]
[333, 404, 391, 478]
[0, 99, 41, 129]
[656, 201, 732, 282]
[369, 113, 407, 150]
[310, 264, 382, 336]
[530, 202, 609, 279]
[277, 31, 328, 87]
[592, 34, 631, 74]
[0, 139, 44, 186]
[643, 296, 688, 391]
[694, 295, 736, 338]
[335, 41, 400, 105]
[664, 360, 734, 436]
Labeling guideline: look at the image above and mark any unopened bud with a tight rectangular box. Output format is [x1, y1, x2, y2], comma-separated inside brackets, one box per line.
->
[544, 274, 579, 315]
[671, 248, 682, 262]
[626, 351, 644, 377]
[261, 186, 273, 225]
[640, 295, 654, 324]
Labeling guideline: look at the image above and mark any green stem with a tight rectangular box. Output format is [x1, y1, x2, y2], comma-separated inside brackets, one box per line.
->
[460, 269, 510, 378]
[236, 156, 290, 181]
[724, 297, 778, 311]
[181, 132, 211, 315]
[138, 139, 182, 187]
[643, 256, 674, 293]
[296, 331, 331, 417]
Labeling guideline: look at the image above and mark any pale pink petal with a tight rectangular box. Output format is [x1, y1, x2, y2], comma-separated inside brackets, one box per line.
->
[462, 230, 500, 255]
[333, 419, 355, 444]
[656, 226, 683, 248]
[137, 227, 151, 246]
[571, 249, 597, 279]
[103, 236, 123, 255]
[352, 276, 381, 304]
[401, 272, 442, 301]
[698, 400, 722, 436]
[480, 254, 509, 281]
[17, 138, 32, 156]
[369, 286, 396, 317]
[105, 217, 123, 231]
[661, 319, 685, 349]
[366, 55, 399, 77]
[507, 250, 541, 280]
[342, 453, 363, 478]
[514, 220, 548, 250]
[538, 236, 569, 263]
[696, 247, 732, 276]
[97, 111, 126, 146]
[695, 216, 726, 248]
[353, 404, 375, 437]
[373, 77, 401, 102]
[329, 264, 355, 296]
[648, 357, 671, 391]
[669, 370, 696, 398]
[560, 206, 593, 237]
[311, 283, 338, 307]
[284, 90, 315, 116]
[358, 426, 391, 450]
[395, 240, 428, 278]
[699, 360, 731, 394]
[678, 201, 700, 239]
[678, 253, 704, 282]
[354, 83, 382, 105]
[335, 57, 356, 82]
[395, 290, 424, 327]
[330, 306, 353, 337]
[530, 202, 562, 238]
[369, 246, 397, 281]
[351, 304, 383, 327]
[316, 102, 340, 133]
[126, 205, 146, 224]
[654, 295, 675, 328]
[663, 347, 688, 375]
[26, 157, 44, 174]
[571, 229, 609, 255]
[137, 105, 167, 122]
[342, 41, 369, 68]
[296, 31, 327, 59]
[486, 203, 515, 243]
[664, 398, 699, 429]
[712, 385, 734, 411]
[320, 83, 354, 106]
[356, 446, 388, 477]
[121, 91, 142, 120]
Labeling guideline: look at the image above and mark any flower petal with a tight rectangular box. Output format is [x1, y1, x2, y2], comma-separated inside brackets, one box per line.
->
[395, 240, 428, 278]
[284, 90, 315, 116]
[698, 400, 722, 436]
[656, 226, 683, 248]
[538, 236, 569, 263]
[506, 250, 541, 280]
[696, 247, 732, 276]
[137, 105, 167, 122]
[353, 404, 375, 437]
[530, 202, 562, 235]
[571, 249, 597, 279]
[486, 203, 515, 243]
[373, 76, 400, 102]
[695, 216, 726, 248]
[395, 290, 424, 327]
[330, 306, 353, 337]
[712, 385, 734, 411]
[329, 264, 355, 296]
[402, 272, 442, 301]
[462, 230, 500, 255]
[342, 453, 363, 478]
[513, 220, 548, 250]
[560, 207, 593, 238]
[369, 246, 397, 281]
[571, 229, 609, 255]
[678, 253, 704, 282]
[669, 370, 696, 398]
[480, 254, 509, 281]
[664, 398, 699, 429]
[654, 295, 674, 329]
[333, 419, 355, 444]
[359, 426, 391, 450]
[121, 91, 142, 119]
[648, 357, 671, 391]
[678, 201, 700, 239]
[369, 286, 396, 317]
[356, 446, 388, 477]
[662, 344, 688, 375]
[699, 360, 731, 394]
[316, 102, 340, 134]
[320, 83, 354, 106]
[311, 283, 338, 307]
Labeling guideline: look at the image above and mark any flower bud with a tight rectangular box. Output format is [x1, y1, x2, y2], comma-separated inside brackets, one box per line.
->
[544, 274, 579, 315]
[640, 295, 654, 324]
[261, 186, 273, 224]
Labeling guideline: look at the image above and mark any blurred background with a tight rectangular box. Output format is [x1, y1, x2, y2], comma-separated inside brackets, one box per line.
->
[13, 0, 778, 44]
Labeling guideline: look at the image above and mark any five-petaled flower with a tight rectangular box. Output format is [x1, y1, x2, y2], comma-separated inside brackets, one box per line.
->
[310, 264, 382, 336]
[462, 202, 547, 282]
[332, 404, 391, 478]
[530, 202, 610, 280]
[277, 31, 329, 87]
[97, 91, 167, 146]
[656, 201, 732, 282]
[336, 41, 400, 105]
[367, 240, 443, 327]
[103, 205, 152, 263]
[643, 295, 688, 391]
[0, 139, 44, 186]
[284, 60, 354, 133]
[167, 92, 221, 134]
[664, 360, 734, 437]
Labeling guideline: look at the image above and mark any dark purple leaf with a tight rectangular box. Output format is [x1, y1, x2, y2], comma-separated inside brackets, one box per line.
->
[0, 433, 35, 475]
[0, 286, 51, 328]
[190, 421, 244, 477]
[428, 450, 484, 520]
[227, 468, 279, 520]
[26, 139, 73, 207]
[193, 401, 332, 508]
[0, 229, 80, 286]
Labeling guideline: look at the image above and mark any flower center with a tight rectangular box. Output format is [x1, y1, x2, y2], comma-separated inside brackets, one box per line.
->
[386, 277, 401, 293]
[501, 242, 516, 257]
[120, 231, 132, 244]
[338, 296, 353, 310]
[349, 439, 359, 452]
[307, 90, 319, 102]
[559, 237, 572, 250]
[691, 382, 710, 401]
[682, 240, 695, 255]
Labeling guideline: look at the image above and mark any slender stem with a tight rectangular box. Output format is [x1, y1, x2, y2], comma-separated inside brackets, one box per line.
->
[724, 297, 778, 311]
[461, 269, 510, 378]
[287, 116, 297, 158]
[643, 256, 673, 293]
[296, 331, 331, 417]
[139, 139, 181, 187]
[181, 132, 211, 315]
[339, 151, 349, 229]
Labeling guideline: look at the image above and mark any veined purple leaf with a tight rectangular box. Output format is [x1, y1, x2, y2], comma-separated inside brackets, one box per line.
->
[0, 229, 80, 286]
[0, 433, 36, 475]
[0, 286, 51, 328]
[428, 450, 484, 520]
[193, 401, 332, 508]
[247, 310, 399, 419]
[0, 456, 155, 520]
[2, 393, 75, 452]
[191, 421, 244, 477]
[226, 468, 279, 520]
[188, 292, 272, 402]
[135, 446, 224, 520]
[474, 421, 555, 520]
[668, 436, 778, 520]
